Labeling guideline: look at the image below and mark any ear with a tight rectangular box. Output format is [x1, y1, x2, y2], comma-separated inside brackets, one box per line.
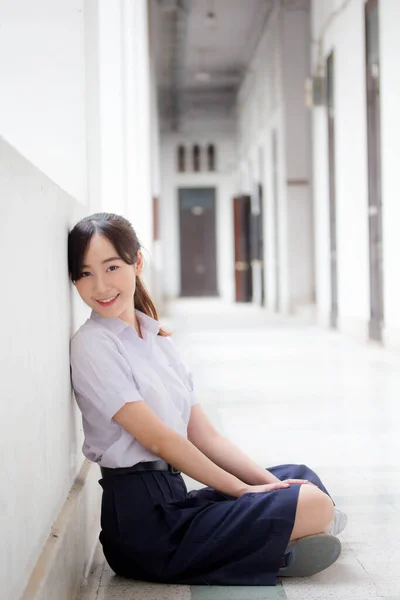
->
[135, 250, 144, 276]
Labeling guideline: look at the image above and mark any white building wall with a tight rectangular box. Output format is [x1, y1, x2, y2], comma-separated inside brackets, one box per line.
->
[0, 137, 93, 600]
[311, 0, 388, 341]
[0, 0, 86, 202]
[0, 1, 155, 598]
[380, 1, 400, 350]
[160, 129, 237, 303]
[238, 5, 281, 311]
[282, 5, 314, 310]
[237, 1, 313, 314]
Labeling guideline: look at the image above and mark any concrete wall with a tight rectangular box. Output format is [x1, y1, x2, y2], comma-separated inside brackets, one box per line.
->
[282, 4, 314, 310]
[0, 0, 86, 202]
[0, 137, 98, 600]
[160, 128, 237, 303]
[380, 0, 400, 350]
[311, 0, 400, 346]
[85, 0, 153, 262]
[312, 0, 370, 339]
[238, 4, 283, 312]
[0, 1, 156, 598]
[237, 1, 313, 314]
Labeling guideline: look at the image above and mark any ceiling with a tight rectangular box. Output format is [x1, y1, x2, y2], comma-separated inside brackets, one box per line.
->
[153, 0, 274, 131]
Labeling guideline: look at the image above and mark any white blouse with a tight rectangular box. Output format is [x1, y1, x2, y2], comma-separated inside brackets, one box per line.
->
[70, 309, 198, 468]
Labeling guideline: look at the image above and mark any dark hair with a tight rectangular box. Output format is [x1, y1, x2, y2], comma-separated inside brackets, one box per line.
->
[68, 212, 170, 336]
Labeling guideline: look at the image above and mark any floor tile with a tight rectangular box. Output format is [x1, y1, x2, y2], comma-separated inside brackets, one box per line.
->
[76, 300, 400, 600]
[190, 584, 287, 600]
[97, 579, 191, 600]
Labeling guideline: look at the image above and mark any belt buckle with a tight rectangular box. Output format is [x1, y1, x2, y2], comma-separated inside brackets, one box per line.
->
[168, 464, 181, 475]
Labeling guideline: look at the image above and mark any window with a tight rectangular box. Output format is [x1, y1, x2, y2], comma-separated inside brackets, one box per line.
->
[177, 145, 186, 172]
[207, 144, 216, 171]
[193, 144, 200, 172]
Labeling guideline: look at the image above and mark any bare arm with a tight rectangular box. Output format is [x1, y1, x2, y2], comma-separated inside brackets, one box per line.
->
[113, 401, 250, 497]
[188, 405, 281, 485]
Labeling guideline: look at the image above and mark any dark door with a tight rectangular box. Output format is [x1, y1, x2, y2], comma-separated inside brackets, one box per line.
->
[327, 52, 338, 328]
[179, 188, 218, 296]
[272, 131, 280, 311]
[233, 195, 252, 302]
[250, 183, 265, 306]
[259, 184, 265, 306]
[365, 0, 384, 341]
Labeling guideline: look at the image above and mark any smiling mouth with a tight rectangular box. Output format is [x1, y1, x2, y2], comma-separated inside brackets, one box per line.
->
[96, 294, 120, 307]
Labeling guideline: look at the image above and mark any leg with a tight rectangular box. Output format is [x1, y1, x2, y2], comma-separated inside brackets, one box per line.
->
[279, 485, 340, 577]
[268, 463, 331, 497]
[290, 483, 334, 540]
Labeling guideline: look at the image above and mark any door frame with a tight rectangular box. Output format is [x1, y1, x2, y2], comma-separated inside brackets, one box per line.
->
[326, 51, 338, 329]
[272, 130, 280, 312]
[365, 0, 384, 341]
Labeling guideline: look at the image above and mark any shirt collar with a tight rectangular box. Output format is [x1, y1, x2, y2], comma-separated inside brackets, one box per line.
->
[90, 308, 160, 337]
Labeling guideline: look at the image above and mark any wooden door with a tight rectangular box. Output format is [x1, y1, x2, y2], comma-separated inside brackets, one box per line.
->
[233, 195, 252, 302]
[365, 0, 384, 341]
[179, 188, 218, 297]
[327, 52, 338, 328]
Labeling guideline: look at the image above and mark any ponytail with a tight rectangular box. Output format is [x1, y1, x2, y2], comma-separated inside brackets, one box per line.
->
[134, 276, 170, 337]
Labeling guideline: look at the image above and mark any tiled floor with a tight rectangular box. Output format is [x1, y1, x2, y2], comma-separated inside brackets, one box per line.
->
[77, 299, 400, 600]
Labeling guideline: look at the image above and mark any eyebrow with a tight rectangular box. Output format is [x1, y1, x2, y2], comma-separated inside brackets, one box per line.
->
[82, 256, 122, 269]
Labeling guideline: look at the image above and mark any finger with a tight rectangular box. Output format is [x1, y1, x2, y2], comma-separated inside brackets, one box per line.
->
[283, 479, 309, 484]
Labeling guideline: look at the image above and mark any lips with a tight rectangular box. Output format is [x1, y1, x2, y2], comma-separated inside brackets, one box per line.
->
[96, 294, 119, 307]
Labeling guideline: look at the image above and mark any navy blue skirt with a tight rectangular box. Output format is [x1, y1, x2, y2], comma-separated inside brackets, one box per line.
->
[99, 463, 330, 586]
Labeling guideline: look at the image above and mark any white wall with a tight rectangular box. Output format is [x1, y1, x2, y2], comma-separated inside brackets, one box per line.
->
[311, 0, 372, 339]
[282, 4, 314, 310]
[0, 0, 86, 202]
[0, 1, 156, 597]
[0, 138, 91, 600]
[238, 5, 282, 312]
[237, 1, 313, 314]
[160, 128, 237, 303]
[380, 0, 400, 349]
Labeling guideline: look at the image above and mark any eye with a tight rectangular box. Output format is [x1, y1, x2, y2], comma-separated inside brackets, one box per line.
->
[80, 271, 91, 278]
[108, 265, 119, 272]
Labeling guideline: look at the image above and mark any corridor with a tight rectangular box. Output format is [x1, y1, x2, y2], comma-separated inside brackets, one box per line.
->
[78, 299, 400, 600]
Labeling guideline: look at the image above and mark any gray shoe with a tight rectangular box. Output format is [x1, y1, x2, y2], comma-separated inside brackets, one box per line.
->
[329, 508, 348, 536]
[278, 533, 341, 577]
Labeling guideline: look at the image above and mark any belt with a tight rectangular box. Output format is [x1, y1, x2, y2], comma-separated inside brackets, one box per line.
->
[100, 459, 181, 479]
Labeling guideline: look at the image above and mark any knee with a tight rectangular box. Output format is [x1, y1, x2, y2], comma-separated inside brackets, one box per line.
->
[289, 463, 313, 480]
[291, 484, 334, 540]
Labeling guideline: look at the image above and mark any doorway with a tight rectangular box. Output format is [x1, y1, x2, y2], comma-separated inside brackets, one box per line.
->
[233, 195, 252, 302]
[327, 52, 338, 328]
[365, 0, 384, 341]
[178, 187, 218, 297]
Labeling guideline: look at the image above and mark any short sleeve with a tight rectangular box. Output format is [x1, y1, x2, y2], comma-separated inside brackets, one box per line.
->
[164, 338, 199, 407]
[70, 331, 144, 421]
[180, 356, 199, 407]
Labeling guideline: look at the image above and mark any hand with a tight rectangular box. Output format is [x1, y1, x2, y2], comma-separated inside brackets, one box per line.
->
[239, 479, 311, 496]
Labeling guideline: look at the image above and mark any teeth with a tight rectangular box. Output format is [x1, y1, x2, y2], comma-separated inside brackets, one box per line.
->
[98, 296, 117, 303]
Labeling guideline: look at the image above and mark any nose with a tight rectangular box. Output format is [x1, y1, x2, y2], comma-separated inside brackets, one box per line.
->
[93, 273, 110, 296]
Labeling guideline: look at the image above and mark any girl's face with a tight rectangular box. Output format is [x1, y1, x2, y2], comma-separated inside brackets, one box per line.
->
[74, 233, 143, 321]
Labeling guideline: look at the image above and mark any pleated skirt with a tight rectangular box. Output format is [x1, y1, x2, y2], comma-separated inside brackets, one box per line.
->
[99, 463, 330, 586]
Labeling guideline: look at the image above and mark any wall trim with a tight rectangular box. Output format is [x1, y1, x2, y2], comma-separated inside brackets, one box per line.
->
[21, 460, 101, 600]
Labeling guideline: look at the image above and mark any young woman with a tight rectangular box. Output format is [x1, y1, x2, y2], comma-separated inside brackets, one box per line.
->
[68, 212, 346, 586]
